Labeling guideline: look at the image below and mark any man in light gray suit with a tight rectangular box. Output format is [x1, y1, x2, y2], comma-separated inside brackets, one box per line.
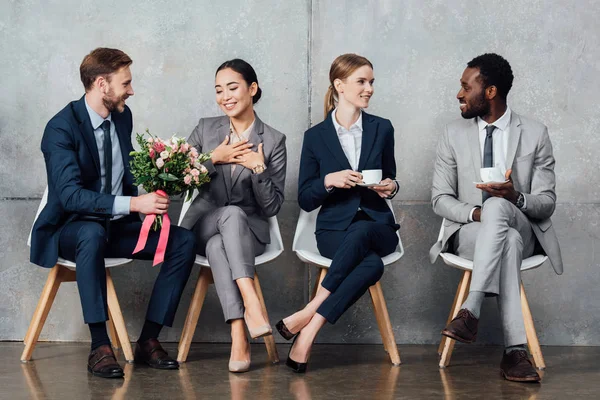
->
[430, 53, 562, 383]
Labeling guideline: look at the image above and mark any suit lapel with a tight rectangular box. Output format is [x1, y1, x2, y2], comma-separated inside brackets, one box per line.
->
[216, 119, 232, 199]
[321, 111, 352, 170]
[357, 112, 378, 172]
[231, 116, 264, 187]
[466, 119, 482, 180]
[74, 96, 101, 175]
[505, 112, 522, 170]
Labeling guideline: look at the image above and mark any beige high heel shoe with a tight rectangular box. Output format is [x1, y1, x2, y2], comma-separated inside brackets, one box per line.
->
[229, 346, 251, 373]
[244, 311, 272, 339]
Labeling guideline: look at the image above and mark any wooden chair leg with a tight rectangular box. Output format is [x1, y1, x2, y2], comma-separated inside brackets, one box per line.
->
[253, 272, 279, 364]
[438, 274, 462, 355]
[106, 270, 134, 362]
[439, 270, 472, 368]
[107, 310, 121, 353]
[177, 267, 212, 363]
[369, 281, 401, 366]
[520, 282, 546, 370]
[21, 265, 63, 362]
[310, 267, 327, 301]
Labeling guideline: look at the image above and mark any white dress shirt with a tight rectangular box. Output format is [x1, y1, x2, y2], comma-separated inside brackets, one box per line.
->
[469, 106, 525, 221]
[332, 109, 363, 171]
[84, 98, 130, 218]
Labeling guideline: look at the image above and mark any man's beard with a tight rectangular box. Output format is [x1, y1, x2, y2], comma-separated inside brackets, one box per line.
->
[103, 89, 126, 113]
[461, 90, 490, 119]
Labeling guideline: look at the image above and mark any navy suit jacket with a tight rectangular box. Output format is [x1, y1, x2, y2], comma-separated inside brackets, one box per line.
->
[30, 96, 137, 268]
[298, 111, 397, 231]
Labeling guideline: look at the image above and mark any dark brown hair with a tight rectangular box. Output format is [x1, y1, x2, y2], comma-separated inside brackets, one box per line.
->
[80, 48, 132, 91]
[324, 54, 373, 118]
[216, 59, 262, 104]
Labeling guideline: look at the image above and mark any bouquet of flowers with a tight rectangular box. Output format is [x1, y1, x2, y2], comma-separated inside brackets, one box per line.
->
[129, 130, 211, 265]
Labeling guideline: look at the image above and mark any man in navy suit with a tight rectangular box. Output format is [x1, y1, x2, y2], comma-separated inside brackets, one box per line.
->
[30, 48, 196, 378]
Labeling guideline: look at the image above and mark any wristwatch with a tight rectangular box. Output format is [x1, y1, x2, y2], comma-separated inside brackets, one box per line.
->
[515, 192, 525, 209]
[252, 164, 266, 174]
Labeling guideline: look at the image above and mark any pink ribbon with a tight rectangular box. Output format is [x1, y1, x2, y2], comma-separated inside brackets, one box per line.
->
[132, 190, 171, 266]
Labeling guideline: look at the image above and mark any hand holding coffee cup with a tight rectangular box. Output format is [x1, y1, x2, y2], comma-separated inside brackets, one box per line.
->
[324, 169, 363, 189]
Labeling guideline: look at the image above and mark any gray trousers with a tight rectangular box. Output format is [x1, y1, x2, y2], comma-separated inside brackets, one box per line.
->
[193, 206, 266, 323]
[453, 197, 535, 346]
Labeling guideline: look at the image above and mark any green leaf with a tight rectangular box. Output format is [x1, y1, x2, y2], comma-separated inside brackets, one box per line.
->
[158, 173, 179, 182]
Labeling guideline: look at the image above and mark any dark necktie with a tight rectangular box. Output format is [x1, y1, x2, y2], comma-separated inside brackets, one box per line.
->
[482, 125, 495, 202]
[101, 120, 112, 195]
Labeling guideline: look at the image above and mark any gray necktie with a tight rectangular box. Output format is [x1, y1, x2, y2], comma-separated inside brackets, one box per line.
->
[482, 125, 495, 202]
[101, 120, 112, 195]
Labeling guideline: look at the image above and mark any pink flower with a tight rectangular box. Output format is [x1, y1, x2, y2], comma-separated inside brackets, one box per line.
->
[149, 149, 155, 159]
[190, 168, 200, 177]
[147, 137, 154, 143]
[180, 143, 190, 153]
[194, 175, 199, 183]
[190, 148, 199, 158]
[184, 175, 192, 185]
[153, 142, 165, 153]
[156, 158, 164, 168]
[199, 165, 208, 174]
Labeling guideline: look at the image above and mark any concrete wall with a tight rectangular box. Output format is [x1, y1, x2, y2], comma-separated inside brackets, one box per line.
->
[1, 0, 599, 346]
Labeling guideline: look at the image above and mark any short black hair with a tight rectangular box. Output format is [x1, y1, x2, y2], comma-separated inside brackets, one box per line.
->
[467, 53, 514, 99]
[216, 59, 262, 104]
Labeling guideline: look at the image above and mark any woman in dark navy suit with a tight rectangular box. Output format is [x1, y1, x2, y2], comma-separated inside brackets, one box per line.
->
[277, 54, 400, 372]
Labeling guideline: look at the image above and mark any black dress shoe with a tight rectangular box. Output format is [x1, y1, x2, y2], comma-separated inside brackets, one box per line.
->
[135, 338, 179, 370]
[88, 344, 124, 379]
[286, 335, 308, 373]
[441, 309, 478, 344]
[276, 320, 297, 341]
[500, 350, 541, 382]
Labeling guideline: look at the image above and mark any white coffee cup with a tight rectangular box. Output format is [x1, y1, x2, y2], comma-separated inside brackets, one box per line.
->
[480, 167, 505, 183]
[361, 169, 382, 185]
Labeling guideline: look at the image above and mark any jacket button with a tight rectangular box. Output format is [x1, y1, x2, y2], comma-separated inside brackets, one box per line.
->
[225, 202, 229, 206]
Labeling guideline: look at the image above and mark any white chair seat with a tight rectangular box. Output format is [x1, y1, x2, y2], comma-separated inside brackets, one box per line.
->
[439, 253, 547, 272]
[56, 257, 133, 270]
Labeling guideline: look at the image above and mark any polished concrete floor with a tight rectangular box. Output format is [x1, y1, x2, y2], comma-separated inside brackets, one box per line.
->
[2, 342, 599, 399]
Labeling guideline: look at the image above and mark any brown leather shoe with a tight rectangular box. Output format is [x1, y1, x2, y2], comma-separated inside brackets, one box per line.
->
[500, 350, 541, 382]
[135, 338, 179, 370]
[441, 308, 478, 343]
[87, 344, 124, 379]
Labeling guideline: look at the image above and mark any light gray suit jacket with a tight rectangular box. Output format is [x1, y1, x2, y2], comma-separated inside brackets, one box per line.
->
[429, 111, 563, 275]
[180, 114, 286, 244]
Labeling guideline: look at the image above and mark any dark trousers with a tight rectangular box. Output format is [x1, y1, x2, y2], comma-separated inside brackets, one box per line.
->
[316, 211, 398, 324]
[58, 216, 196, 325]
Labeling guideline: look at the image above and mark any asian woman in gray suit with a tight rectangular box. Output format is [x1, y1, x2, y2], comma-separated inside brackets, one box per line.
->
[180, 59, 287, 372]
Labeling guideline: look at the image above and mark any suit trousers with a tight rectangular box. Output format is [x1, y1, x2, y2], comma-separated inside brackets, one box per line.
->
[452, 197, 535, 346]
[58, 215, 196, 325]
[193, 206, 266, 323]
[316, 211, 398, 324]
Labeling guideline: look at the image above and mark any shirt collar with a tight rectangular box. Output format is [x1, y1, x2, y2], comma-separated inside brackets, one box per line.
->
[477, 106, 511, 132]
[229, 119, 255, 138]
[332, 108, 363, 134]
[84, 96, 112, 130]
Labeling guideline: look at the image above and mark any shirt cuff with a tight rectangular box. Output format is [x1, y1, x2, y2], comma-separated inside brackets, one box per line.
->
[468, 207, 478, 222]
[113, 196, 131, 215]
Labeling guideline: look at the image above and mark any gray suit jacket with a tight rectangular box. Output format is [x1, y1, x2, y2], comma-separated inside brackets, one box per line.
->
[429, 111, 563, 275]
[180, 114, 286, 244]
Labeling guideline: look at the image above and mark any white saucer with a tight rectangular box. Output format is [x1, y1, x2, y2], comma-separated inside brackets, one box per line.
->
[473, 180, 510, 185]
[357, 183, 388, 188]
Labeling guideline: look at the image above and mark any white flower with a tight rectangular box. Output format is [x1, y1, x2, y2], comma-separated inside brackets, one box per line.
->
[156, 158, 164, 168]
[199, 165, 208, 174]
[160, 150, 169, 160]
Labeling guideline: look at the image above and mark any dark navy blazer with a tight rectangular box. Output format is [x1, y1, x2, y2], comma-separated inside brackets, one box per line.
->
[298, 111, 397, 232]
[30, 96, 137, 268]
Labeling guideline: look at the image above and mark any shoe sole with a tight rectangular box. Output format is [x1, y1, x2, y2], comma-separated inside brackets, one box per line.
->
[501, 370, 541, 382]
[87, 366, 124, 379]
[441, 329, 476, 344]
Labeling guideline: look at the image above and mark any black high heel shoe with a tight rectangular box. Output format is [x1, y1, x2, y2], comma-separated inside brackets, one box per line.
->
[276, 320, 298, 341]
[286, 335, 308, 373]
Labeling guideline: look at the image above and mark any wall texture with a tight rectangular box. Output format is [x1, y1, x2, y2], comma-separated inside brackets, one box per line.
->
[1, 0, 599, 346]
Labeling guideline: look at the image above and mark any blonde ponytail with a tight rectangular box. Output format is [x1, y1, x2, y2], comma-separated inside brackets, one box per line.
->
[323, 84, 336, 119]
